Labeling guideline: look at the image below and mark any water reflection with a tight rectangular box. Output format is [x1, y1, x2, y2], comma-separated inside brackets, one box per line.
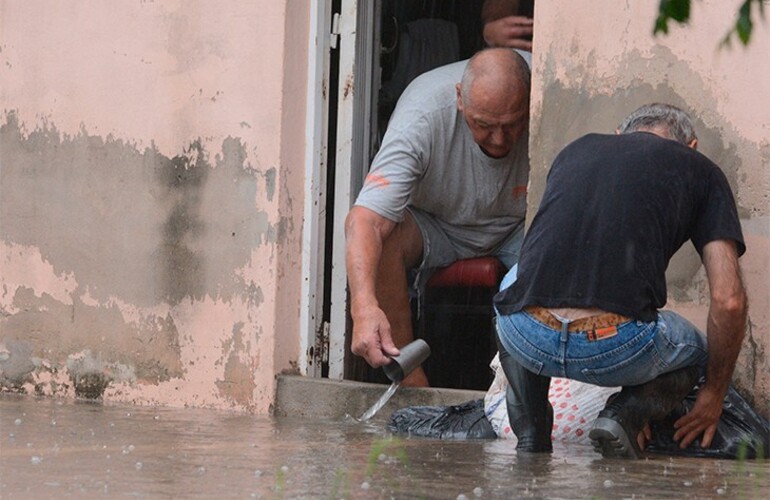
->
[1, 394, 767, 499]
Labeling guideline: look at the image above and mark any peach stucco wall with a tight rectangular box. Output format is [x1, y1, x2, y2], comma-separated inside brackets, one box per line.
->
[0, 1, 309, 412]
[531, 0, 770, 416]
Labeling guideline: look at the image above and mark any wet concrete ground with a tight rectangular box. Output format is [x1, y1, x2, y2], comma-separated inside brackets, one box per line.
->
[1, 393, 768, 499]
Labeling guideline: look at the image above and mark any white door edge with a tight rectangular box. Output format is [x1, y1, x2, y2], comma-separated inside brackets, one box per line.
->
[327, 0, 359, 380]
[299, 0, 333, 377]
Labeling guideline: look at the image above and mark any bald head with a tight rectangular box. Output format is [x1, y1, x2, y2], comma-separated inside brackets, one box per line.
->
[460, 48, 531, 107]
[456, 48, 531, 158]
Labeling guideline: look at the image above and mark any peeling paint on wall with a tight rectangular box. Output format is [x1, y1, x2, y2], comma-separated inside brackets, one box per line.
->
[0, 112, 287, 411]
[215, 322, 258, 408]
[0, 0, 310, 413]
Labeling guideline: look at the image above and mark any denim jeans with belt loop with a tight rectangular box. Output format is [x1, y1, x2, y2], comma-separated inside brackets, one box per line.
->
[495, 308, 708, 387]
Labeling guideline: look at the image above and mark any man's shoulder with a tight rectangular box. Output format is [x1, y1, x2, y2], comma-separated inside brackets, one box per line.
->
[387, 62, 466, 134]
[566, 132, 693, 155]
[412, 59, 469, 86]
[556, 133, 613, 156]
[397, 60, 468, 109]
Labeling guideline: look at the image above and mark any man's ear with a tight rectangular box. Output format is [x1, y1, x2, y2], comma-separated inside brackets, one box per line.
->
[688, 138, 698, 150]
[456, 83, 464, 113]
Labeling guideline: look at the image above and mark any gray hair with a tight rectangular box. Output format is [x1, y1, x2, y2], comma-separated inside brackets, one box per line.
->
[618, 103, 697, 145]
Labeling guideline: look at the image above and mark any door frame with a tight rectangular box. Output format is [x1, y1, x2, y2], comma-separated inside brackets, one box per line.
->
[328, 0, 381, 379]
[301, 0, 379, 379]
[299, 0, 334, 377]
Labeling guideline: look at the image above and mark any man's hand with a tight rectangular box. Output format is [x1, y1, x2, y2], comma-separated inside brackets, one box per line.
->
[483, 16, 534, 50]
[351, 304, 400, 368]
[674, 239, 747, 450]
[637, 423, 652, 451]
[673, 385, 724, 449]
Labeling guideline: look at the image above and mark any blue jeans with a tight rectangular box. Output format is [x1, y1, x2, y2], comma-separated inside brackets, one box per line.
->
[495, 309, 708, 387]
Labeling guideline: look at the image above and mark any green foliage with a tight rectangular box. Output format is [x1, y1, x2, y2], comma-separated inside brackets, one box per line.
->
[274, 466, 286, 494]
[654, 0, 766, 46]
[364, 437, 425, 499]
[365, 437, 412, 477]
[654, 0, 690, 34]
[330, 468, 349, 499]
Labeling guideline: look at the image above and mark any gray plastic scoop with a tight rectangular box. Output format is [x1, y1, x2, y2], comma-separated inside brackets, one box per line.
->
[382, 339, 431, 382]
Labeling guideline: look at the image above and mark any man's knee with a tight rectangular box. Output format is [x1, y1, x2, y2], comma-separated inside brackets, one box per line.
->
[382, 213, 424, 268]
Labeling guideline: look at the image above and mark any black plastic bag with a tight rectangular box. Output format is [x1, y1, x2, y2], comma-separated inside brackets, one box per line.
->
[388, 398, 497, 439]
[389, 383, 769, 458]
[647, 381, 770, 459]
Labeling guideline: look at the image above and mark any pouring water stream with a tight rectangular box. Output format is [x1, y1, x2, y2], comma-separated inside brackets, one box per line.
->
[357, 339, 430, 421]
[359, 381, 401, 422]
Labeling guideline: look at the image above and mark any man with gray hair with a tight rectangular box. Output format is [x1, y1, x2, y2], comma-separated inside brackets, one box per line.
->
[494, 103, 747, 457]
[346, 48, 531, 386]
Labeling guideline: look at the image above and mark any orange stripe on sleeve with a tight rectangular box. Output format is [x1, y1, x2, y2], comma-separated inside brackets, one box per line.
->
[365, 173, 391, 189]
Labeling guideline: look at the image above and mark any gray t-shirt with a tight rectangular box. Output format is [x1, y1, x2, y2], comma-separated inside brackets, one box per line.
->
[355, 59, 529, 256]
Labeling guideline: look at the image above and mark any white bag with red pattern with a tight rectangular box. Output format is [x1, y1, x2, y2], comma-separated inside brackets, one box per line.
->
[484, 353, 619, 445]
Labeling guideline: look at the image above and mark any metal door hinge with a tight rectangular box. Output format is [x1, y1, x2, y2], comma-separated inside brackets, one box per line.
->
[330, 12, 341, 49]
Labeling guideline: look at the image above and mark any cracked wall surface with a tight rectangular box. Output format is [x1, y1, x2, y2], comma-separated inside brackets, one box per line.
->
[532, 0, 770, 417]
[0, 1, 309, 413]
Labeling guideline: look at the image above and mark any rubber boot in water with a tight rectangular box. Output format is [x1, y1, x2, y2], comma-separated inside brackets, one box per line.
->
[589, 365, 701, 459]
[496, 336, 553, 452]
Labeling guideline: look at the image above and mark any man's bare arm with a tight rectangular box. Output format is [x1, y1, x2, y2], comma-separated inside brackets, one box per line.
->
[674, 239, 747, 448]
[345, 206, 399, 367]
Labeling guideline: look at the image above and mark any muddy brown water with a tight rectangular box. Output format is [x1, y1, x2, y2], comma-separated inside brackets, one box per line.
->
[1, 394, 768, 499]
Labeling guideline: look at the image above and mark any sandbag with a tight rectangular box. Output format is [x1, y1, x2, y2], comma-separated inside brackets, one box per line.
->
[646, 379, 769, 459]
[390, 358, 770, 458]
[388, 398, 497, 439]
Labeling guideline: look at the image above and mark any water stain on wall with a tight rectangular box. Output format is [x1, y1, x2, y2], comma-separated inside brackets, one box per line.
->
[1, 286, 181, 388]
[1, 112, 281, 403]
[1, 112, 276, 308]
[152, 141, 208, 304]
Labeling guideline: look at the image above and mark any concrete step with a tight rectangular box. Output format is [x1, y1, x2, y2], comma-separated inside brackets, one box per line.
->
[274, 375, 485, 422]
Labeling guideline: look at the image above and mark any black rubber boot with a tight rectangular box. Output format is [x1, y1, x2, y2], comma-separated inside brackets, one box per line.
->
[496, 335, 553, 452]
[589, 365, 701, 459]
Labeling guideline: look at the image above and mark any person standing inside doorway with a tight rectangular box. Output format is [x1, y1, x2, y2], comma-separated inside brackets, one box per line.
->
[345, 48, 531, 387]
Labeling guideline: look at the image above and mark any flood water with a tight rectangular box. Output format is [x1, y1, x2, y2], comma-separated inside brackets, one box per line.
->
[1, 394, 768, 499]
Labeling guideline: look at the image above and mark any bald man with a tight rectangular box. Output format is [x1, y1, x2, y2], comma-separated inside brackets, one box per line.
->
[345, 48, 531, 386]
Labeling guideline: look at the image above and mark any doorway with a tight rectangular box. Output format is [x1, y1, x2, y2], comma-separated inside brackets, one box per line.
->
[321, 1, 491, 387]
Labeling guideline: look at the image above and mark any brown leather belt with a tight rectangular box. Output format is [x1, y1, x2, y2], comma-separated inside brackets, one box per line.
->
[524, 306, 631, 333]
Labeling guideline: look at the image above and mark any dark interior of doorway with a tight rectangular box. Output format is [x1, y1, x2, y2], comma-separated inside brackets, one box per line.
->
[342, 0, 515, 391]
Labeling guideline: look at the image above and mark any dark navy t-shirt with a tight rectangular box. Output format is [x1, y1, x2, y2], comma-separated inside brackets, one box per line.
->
[494, 132, 746, 321]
